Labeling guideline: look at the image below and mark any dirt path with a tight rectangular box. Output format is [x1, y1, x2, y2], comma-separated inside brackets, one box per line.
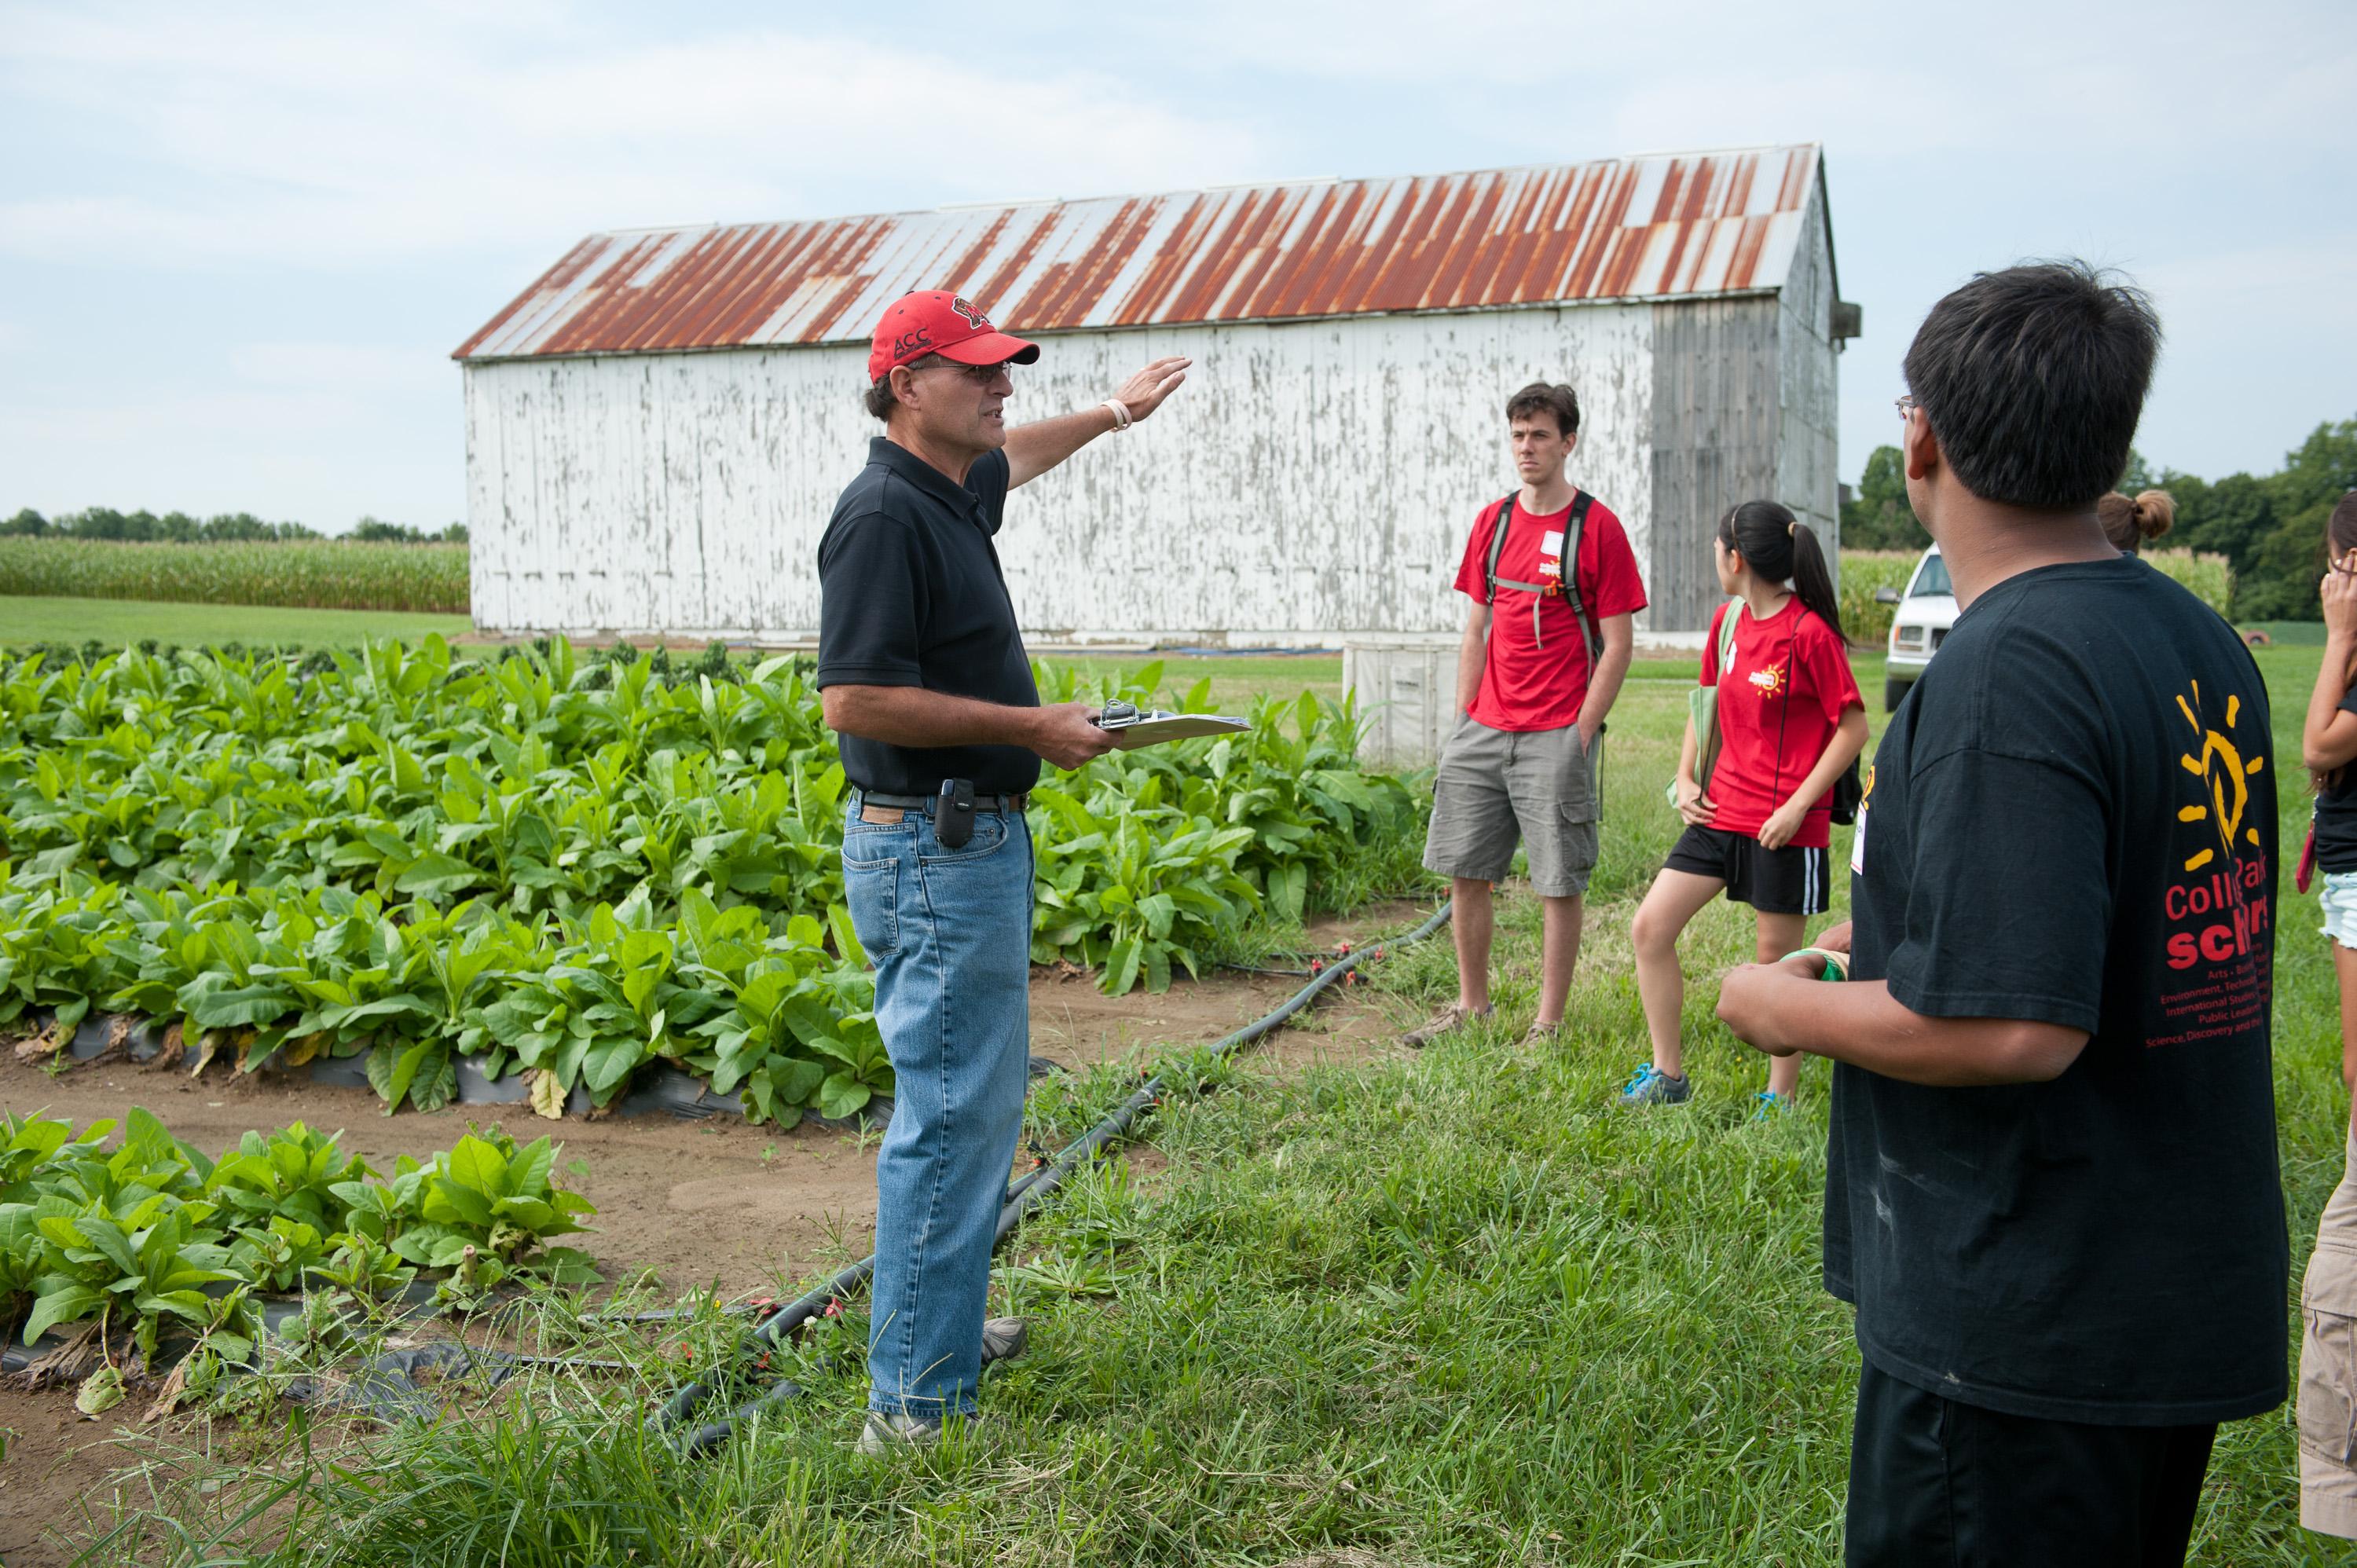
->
[0, 912, 1426, 1566]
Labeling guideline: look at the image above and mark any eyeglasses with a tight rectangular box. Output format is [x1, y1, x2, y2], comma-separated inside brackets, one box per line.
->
[925, 359, 1016, 383]
[1895, 393, 1919, 422]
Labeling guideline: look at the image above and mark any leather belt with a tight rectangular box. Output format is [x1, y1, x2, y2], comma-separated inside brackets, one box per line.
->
[856, 789, 1029, 814]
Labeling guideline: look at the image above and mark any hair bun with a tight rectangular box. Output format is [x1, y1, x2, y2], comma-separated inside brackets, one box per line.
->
[2132, 489, 2176, 541]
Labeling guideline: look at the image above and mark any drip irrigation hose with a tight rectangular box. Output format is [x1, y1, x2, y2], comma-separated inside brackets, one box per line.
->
[647, 1162, 1060, 1438]
[650, 899, 1454, 1454]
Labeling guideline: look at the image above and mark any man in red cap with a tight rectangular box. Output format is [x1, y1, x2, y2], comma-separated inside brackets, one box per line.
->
[816, 290, 1186, 1453]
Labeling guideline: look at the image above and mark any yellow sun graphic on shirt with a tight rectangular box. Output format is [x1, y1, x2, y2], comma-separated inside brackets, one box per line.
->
[2175, 680, 2264, 872]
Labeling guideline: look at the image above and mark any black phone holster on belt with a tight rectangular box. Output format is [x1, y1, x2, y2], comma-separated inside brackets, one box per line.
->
[934, 778, 977, 848]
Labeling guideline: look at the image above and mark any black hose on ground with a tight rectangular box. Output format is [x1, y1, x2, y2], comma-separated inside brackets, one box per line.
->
[648, 1163, 1058, 1438]
[651, 899, 1453, 1454]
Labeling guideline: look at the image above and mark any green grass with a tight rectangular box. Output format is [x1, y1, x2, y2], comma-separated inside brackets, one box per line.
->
[0, 595, 475, 650]
[57, 644, 2357, 1566]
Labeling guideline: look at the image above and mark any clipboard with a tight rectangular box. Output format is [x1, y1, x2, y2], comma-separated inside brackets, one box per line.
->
[1095, 702, 1251, 750]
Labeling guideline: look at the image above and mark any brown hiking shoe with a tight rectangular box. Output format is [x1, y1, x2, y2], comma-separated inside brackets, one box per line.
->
[1402, 1002, 1490, 1048]
[1522, 1022, 1563, 1046]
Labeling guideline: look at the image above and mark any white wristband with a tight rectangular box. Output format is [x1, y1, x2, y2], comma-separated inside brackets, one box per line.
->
[1103, 398, 1132, 431]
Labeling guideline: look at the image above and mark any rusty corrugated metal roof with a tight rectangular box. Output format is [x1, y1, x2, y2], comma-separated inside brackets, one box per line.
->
[455, 144, 1826, 361]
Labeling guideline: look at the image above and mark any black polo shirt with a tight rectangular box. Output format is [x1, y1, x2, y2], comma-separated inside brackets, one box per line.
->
[815, 437, 1040, 797]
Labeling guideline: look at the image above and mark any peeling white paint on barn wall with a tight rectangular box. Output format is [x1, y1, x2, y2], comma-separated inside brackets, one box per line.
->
[464, 302, 1659, 645]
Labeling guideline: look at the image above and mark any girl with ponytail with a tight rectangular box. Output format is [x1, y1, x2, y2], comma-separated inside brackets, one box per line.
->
[1621, 500, 1869, 1112]
[2300, 493, 2357, 1077]
[2297, 493, 2357, 1541]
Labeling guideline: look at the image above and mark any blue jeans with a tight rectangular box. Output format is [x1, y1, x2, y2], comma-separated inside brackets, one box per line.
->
[842, 796, 1034, 1419]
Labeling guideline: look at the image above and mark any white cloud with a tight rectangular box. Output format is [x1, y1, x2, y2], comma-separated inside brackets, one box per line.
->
[0, 6, 1263, 269]
[3, 0, 2351, 505]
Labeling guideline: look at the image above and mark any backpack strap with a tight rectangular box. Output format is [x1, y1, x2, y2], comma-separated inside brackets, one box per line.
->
[1483, 495, 1516, 606]
[1483, 491, 1602, 661]
[1483, 495, 1545, 652]
[1556, 491, 1601, 669]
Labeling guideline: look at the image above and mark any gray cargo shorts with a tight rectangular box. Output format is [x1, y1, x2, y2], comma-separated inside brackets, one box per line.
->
[1421, 716, 1599, 898]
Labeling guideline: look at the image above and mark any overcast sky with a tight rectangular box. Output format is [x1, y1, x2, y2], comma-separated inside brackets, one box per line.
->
[2, 0, 2350, 533]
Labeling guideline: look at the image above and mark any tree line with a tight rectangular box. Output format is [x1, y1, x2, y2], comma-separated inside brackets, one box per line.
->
[1839, 415, 2357, 621]
[1, 507, 467, 545]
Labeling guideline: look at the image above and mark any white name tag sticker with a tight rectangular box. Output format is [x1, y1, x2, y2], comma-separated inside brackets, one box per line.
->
[1541, 530, 1564, 556]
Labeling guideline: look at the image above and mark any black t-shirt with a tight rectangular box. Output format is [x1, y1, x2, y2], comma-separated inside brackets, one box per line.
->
[2312, 684, 2357, 873]
[1831, 555, 2286, 1427]
[815, 438, 1040, 797]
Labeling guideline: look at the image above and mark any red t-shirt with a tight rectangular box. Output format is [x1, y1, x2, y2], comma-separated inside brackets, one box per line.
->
[1452, 493, 1648, 732]
[1699, 598, 1864, 850]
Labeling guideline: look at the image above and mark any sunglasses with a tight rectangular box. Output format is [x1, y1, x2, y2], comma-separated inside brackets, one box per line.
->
[1894, 393, 1919, 421]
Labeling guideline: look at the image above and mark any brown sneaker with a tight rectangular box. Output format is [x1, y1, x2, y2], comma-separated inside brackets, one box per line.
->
[1402, 1002, 1490, 1048]
[1522, 1022, 1562, 1046]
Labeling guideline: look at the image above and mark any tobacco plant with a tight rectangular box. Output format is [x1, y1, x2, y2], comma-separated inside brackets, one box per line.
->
[0, 637, 1424, 1107]
[0, 1112, 599, 1365]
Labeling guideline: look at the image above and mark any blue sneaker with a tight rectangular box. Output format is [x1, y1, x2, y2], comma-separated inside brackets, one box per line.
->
[1619, 1064, 1692, 1106]
[1750, 1090, 1791, 1120]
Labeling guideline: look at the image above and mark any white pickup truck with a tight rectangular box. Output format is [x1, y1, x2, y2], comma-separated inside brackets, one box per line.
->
[1876, 544, 1958, 712]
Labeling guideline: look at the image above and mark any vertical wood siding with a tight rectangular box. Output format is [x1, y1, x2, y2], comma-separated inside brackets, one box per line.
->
[1646, 297, 1783, 632]
[465, 303, 1662, 644]
[1774, 179, 1842, 558]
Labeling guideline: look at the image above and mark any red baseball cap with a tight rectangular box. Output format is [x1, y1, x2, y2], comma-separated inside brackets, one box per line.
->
[867, 290, 1039, 383]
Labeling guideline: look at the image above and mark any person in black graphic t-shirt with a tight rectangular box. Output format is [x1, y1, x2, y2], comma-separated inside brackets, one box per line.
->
[1716, 262, 2286, 1566]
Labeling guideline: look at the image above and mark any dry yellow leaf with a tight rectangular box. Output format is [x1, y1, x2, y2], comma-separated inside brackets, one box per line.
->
[528, 1067, 567, 1120]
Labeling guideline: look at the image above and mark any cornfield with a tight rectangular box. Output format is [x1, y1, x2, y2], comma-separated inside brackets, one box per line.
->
[1837, 550, 1919, 646]
[2142, 548, 2234, 620]
[1837, 546, 2232, 647]
[0, 539, 468, 613]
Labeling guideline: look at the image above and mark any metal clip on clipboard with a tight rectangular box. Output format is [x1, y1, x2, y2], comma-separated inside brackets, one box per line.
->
[1094, 700, 1252, 750]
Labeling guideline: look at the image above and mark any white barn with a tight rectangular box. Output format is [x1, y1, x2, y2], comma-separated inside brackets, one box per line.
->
[454, 143, 1853, 644]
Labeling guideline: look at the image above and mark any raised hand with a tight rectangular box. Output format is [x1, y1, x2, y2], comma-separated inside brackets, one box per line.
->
[2323, 551, 2357, 646]
[1111, 357, 1191, 423]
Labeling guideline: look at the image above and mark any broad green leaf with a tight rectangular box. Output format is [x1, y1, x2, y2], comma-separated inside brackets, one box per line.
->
[1102, 939, 1142, 998]
[24, 1282, 104, 1344]
[816, 1073, 871, 1120]
[582, 1035, 640, 1096]
[445, 1135, 510, 1200]
[394, 853, 482, 898]
[186, 984, 297, 1031]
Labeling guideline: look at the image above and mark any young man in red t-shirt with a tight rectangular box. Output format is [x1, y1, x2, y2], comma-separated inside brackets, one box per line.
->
[1406, 381, 1648, 1047]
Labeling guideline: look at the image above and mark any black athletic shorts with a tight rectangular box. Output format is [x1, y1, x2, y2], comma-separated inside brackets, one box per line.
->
[1845, 1361, 2215, 1567]
[1662, 824, 1832, 915]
